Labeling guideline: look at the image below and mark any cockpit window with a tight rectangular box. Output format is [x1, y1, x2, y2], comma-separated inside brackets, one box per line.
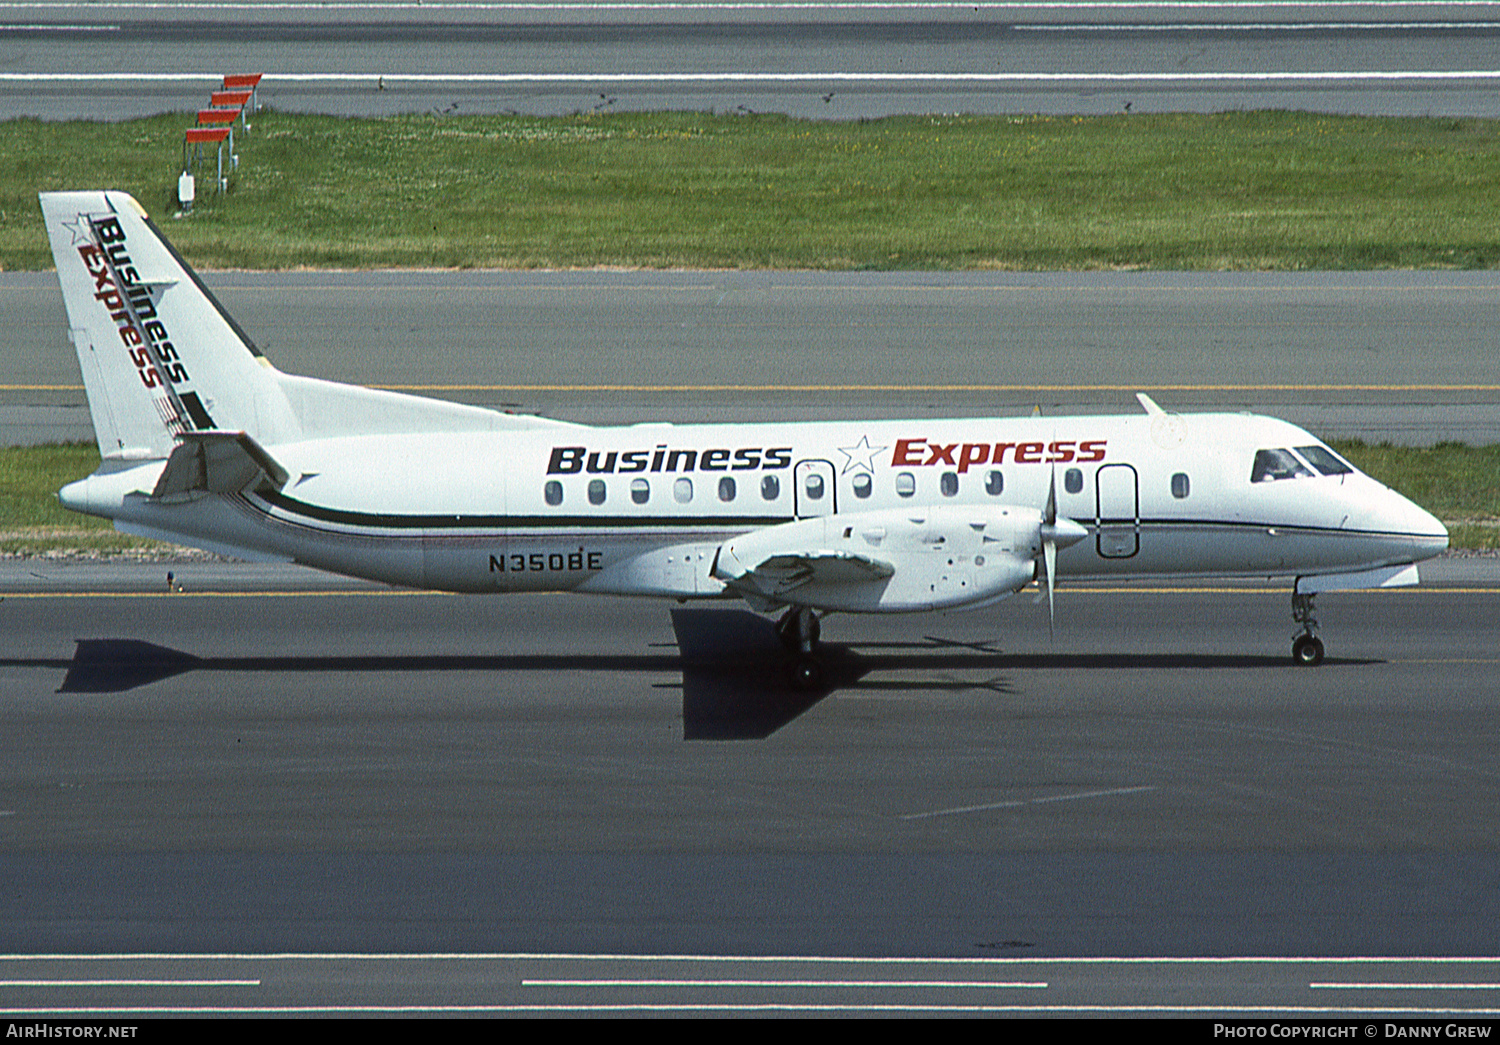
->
[1295, 445, 1354, 477]
[1251, 448, 1314, 483]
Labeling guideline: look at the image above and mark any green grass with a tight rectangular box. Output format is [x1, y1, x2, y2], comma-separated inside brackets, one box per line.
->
[3, 440, 1494, 556]
[0, 443, 136, 555]
[6, 110, 1500, 269]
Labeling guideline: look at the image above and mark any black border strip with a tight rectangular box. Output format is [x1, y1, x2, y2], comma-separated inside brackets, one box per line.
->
[255, 488, 1442, 542]
[258, 488, 793, 531]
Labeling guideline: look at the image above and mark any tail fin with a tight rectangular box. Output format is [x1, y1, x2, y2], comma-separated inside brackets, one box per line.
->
[40, 191, 296, 459]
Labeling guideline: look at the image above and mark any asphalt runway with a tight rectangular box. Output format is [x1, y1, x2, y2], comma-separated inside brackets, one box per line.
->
[7, 270, 1500, 446]
[6, 1, 1500, 119]
[2, 559, 1500, 1013]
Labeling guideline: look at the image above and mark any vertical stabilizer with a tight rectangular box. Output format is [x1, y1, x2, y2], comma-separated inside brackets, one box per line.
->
[40, 191, 296, 459]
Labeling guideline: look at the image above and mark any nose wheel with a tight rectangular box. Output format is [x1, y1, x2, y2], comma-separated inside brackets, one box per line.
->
[1291, 589, 1324, 666]
[1292, 632, 1325, 666]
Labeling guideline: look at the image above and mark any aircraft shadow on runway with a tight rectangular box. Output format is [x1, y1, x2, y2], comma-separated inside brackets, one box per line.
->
[19, 614, 1321, 740]
[669, 609, 854, 739]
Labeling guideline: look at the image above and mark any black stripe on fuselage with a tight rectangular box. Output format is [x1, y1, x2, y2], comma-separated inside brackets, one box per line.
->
[256, 488, 792, 531]
[250, 490, 1436, 542]
[1100, 517, 1440, 541]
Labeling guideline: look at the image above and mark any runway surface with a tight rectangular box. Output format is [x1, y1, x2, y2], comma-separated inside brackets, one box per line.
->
[2, 558, 1500, 1012]
[6, 270, 1500, 446]
[6, 1, 1500, 119]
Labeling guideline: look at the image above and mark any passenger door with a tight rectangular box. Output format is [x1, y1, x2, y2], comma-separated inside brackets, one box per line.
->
[1095, 463, 1139, 558]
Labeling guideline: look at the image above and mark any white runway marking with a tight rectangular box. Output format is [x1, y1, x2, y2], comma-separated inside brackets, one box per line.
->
[1312, 982, 1500, 990]
[1015, 21, 1500, 28]
[0, 979, 259, 986]
[4, 71, 1500, 85]
[522, 977, 1049, 987]
[900, 785, 1156, 820]
[4, 2, 1500, 12]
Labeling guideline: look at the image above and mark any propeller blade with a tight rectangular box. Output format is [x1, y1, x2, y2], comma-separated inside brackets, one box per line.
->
[1035, 466, 1076, 641]
[1044, 535, 1057, 640]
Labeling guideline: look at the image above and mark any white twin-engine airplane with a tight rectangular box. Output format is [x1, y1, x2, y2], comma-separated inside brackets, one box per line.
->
[43, 190, 1449, 686]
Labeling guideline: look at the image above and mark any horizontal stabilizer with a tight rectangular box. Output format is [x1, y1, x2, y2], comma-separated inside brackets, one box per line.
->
[151, 430, 289, 499]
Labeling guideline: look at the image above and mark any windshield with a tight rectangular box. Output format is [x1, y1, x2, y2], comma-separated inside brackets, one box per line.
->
[1250, 448, 1314, 483]
[1295, 444, 1354, 476]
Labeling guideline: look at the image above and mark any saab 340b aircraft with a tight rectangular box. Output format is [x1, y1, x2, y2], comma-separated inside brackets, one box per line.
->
[42, 191, 1449, 687]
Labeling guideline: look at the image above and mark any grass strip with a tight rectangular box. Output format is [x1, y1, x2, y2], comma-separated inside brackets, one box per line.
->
[3, 440, 1494, 557]
[5, 110, 1500, 270]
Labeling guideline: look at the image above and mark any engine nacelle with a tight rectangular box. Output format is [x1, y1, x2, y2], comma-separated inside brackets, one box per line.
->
[713, 505, 1046, 613]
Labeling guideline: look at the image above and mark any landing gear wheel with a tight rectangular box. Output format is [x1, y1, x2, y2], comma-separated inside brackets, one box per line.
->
[1290, 585, 1324, 666]
[774, 607, 820, 652]
[788, 655, 825, 692]
[1292, 634, 1325, 666]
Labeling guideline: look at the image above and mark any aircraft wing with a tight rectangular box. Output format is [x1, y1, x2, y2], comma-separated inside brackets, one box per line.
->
[741, 550, 896, 593]
[711, 507, 1043, 613]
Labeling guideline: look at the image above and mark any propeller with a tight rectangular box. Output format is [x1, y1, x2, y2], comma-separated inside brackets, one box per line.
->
[1034, 467, 1088, 639]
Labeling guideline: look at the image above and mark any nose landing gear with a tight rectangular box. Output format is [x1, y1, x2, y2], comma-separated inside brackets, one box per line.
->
[1291, 589, 1325, 666]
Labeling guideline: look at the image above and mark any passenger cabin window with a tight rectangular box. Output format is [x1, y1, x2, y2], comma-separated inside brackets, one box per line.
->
[940, 472, 959, 497]
[761, 475, 780, 501]
[895, 472, 916, 498]
[630, 478, 650, 504]
[1171, 472, 1190, 499]
[674, 477, 693, 503]
[718, 476, 736, 502]
[985, 470, 1004, 496]
[1251, 448, 1314, 483]
[1064, 468, 1083, 495]
[544, 480, 563, 506]
[852, 472, 873, 499]
[587, 479, 606, 506]
[1296, 445, 1354, 476]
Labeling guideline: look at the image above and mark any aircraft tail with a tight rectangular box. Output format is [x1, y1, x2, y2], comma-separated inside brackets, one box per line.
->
[40, 190, 298, 460]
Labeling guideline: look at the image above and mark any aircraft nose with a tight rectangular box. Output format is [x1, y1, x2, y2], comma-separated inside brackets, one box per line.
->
[1376, 486, 1449, 559]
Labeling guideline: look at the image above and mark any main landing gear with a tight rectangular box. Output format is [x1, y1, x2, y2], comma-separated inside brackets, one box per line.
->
[1291, 588, 1325, 666]
[775, 606, 824, 690]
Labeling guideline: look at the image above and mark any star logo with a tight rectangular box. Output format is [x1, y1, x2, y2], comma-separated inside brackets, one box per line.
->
[836, 435, 887, 475]
[62, 213, 107, 247]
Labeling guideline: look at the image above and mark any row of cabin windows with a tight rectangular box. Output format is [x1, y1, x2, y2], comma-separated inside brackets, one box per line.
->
[543, 466, 1194, 506]
[544, 474, 778, 507]
[829, 469, 1009, 501]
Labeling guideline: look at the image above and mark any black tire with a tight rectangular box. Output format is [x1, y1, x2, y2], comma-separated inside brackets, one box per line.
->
[774, 612, 798, 651]
[1292, 634, 1325, 666]
[788, 655, 825, 692]
[774, 610, 820, 652]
